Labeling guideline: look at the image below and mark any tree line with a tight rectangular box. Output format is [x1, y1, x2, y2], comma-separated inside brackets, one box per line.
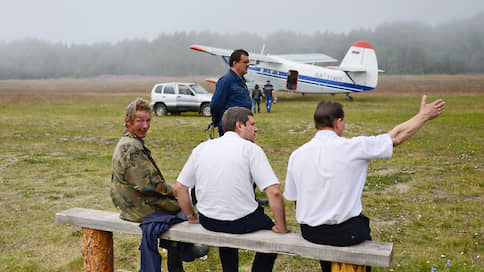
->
[0, 12, 483, 80]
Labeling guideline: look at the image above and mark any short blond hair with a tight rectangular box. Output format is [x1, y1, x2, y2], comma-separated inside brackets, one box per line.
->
[125, 98, 152, 122]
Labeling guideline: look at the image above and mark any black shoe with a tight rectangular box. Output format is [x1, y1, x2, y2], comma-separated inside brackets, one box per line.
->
[256, 198, 269, 206]
[192, 244, 210, 259]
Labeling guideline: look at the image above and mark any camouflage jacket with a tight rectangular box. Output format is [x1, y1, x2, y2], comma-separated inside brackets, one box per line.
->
[111, 130, 180, 222]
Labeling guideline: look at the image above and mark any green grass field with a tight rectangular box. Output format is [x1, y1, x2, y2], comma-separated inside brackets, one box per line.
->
[0, 75, 483, 271]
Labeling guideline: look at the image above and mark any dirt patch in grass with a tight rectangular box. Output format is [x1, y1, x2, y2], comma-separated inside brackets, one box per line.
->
[0, 76, 213, 103]
[371, 74, 484, 96]
[1, 74, 482, 104]
[273, 74, 484, 98]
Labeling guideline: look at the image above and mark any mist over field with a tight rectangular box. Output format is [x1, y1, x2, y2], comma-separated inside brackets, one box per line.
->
[0, 12, 483, 80]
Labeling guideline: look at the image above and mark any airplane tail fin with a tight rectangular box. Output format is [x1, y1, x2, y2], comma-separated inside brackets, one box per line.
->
[339, 41, 379, 88]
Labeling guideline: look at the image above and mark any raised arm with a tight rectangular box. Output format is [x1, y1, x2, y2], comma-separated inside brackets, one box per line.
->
[174, 181, 199, 224]
[264, 184, 289, 233]
[389, 95, 445, 147]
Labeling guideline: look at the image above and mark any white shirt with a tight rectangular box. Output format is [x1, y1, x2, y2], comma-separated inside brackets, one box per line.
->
[284, 130, 393, 226]
[177, 131, 279, 220]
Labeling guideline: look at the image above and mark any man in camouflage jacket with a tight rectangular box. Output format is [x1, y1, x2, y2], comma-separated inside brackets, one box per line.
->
[111, 98, 208, 272]
[111, 98, 180, 222]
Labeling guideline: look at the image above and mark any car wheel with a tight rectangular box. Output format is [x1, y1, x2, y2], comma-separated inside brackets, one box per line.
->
[154, 103, 167, 116]
[201, 103, 211, 117]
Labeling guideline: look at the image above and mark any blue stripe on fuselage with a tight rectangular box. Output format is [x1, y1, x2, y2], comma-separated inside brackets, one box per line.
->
[248, 67, 372, 92]
[222, 56, 229, 65]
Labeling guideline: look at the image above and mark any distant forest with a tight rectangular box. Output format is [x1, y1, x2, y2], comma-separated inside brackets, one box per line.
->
[0, 12, 483, 80]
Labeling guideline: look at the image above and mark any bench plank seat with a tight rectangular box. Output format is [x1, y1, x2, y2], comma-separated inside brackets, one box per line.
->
[56, 208, 392, 268]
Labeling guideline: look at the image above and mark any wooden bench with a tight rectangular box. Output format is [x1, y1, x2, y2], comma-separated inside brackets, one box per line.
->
[56, 208, 393, 272]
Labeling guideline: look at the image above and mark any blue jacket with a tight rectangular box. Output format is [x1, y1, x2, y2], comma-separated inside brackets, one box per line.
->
[139, 213, 194, 272]
[210, 69, 251, 124]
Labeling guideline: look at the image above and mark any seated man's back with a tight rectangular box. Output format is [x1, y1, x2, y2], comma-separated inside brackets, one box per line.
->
[175, 107, 288, 272]
[180, 131, 276, 221]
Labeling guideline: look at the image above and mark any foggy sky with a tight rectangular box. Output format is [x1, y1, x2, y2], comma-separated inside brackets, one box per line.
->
[1, 0, 483, 44]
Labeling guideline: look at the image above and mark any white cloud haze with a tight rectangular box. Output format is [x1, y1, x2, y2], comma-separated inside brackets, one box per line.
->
[1, 0, 483, 44]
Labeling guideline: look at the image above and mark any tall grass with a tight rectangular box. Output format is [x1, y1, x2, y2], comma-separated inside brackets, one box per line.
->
[0, 76, 482, 271]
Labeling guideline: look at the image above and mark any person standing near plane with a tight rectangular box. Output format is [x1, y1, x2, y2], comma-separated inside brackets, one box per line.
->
[252, 84, 263, 113]
[210, 49, 251, 137]
[284, 96, 445, 272]
[207, 52, 269, 206]
[263, 80, 274, 112]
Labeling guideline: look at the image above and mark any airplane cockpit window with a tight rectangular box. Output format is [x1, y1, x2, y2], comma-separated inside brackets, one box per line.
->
[163, 86, 175, 94]
[179, 85, 194, 96]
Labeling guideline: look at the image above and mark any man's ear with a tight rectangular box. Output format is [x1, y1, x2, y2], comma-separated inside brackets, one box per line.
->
[331, 119, 339, 129]
[234, 121, 243, 132]
[333, 118, 344, 134]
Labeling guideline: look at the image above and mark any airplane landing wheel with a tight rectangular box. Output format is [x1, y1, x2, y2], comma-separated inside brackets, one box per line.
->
[345, 95, 353, 102]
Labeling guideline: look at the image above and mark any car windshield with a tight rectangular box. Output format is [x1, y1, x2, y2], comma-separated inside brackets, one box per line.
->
[189, 84, 209, 94]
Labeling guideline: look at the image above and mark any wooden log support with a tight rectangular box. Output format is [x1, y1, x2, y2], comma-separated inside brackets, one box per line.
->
[81, 228, 114, 272]
[57, 208, 393, 270]
[331, 262, 366, 272]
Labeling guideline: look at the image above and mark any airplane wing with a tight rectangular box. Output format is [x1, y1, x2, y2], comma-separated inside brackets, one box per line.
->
[190, 45, 233, 57]
[190, 44, 282, 64]
[274, 53, 337, 63]
[190, 44, 337, 64]
[205, 77, 218, 83]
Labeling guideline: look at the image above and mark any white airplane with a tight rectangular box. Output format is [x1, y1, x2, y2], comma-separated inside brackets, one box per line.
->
[189, 41, 382, 101]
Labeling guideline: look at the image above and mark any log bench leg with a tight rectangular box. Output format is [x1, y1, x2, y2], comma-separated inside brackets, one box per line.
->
[81, 228, 114, 272]
[331, 262, 366, 272]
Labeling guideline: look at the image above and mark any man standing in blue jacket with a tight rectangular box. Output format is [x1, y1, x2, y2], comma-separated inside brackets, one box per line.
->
[210, 49, 252, 137]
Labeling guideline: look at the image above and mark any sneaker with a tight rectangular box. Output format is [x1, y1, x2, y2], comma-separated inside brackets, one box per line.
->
[192, 244, 210, 259]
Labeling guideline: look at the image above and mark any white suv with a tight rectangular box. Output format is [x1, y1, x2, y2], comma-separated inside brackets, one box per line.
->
[150, 82, 212, 117]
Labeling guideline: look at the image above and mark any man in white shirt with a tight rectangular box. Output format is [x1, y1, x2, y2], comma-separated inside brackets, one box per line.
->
[174, 107, 288, 272]
[284, 95, 445, 271]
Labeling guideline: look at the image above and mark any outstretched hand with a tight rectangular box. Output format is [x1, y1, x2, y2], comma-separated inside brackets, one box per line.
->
[420, 95, 446, 121]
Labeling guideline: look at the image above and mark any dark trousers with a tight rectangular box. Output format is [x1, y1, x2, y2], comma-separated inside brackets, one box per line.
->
[252, 98, 260, 113]
[199, 206, 277, 272]
[301, 214, 372, 272]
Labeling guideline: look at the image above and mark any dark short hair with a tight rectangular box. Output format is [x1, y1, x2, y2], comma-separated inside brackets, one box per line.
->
[314, 101, 344, 129]
[222, 107, 253, 132]
[229, 49, 249, 67]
